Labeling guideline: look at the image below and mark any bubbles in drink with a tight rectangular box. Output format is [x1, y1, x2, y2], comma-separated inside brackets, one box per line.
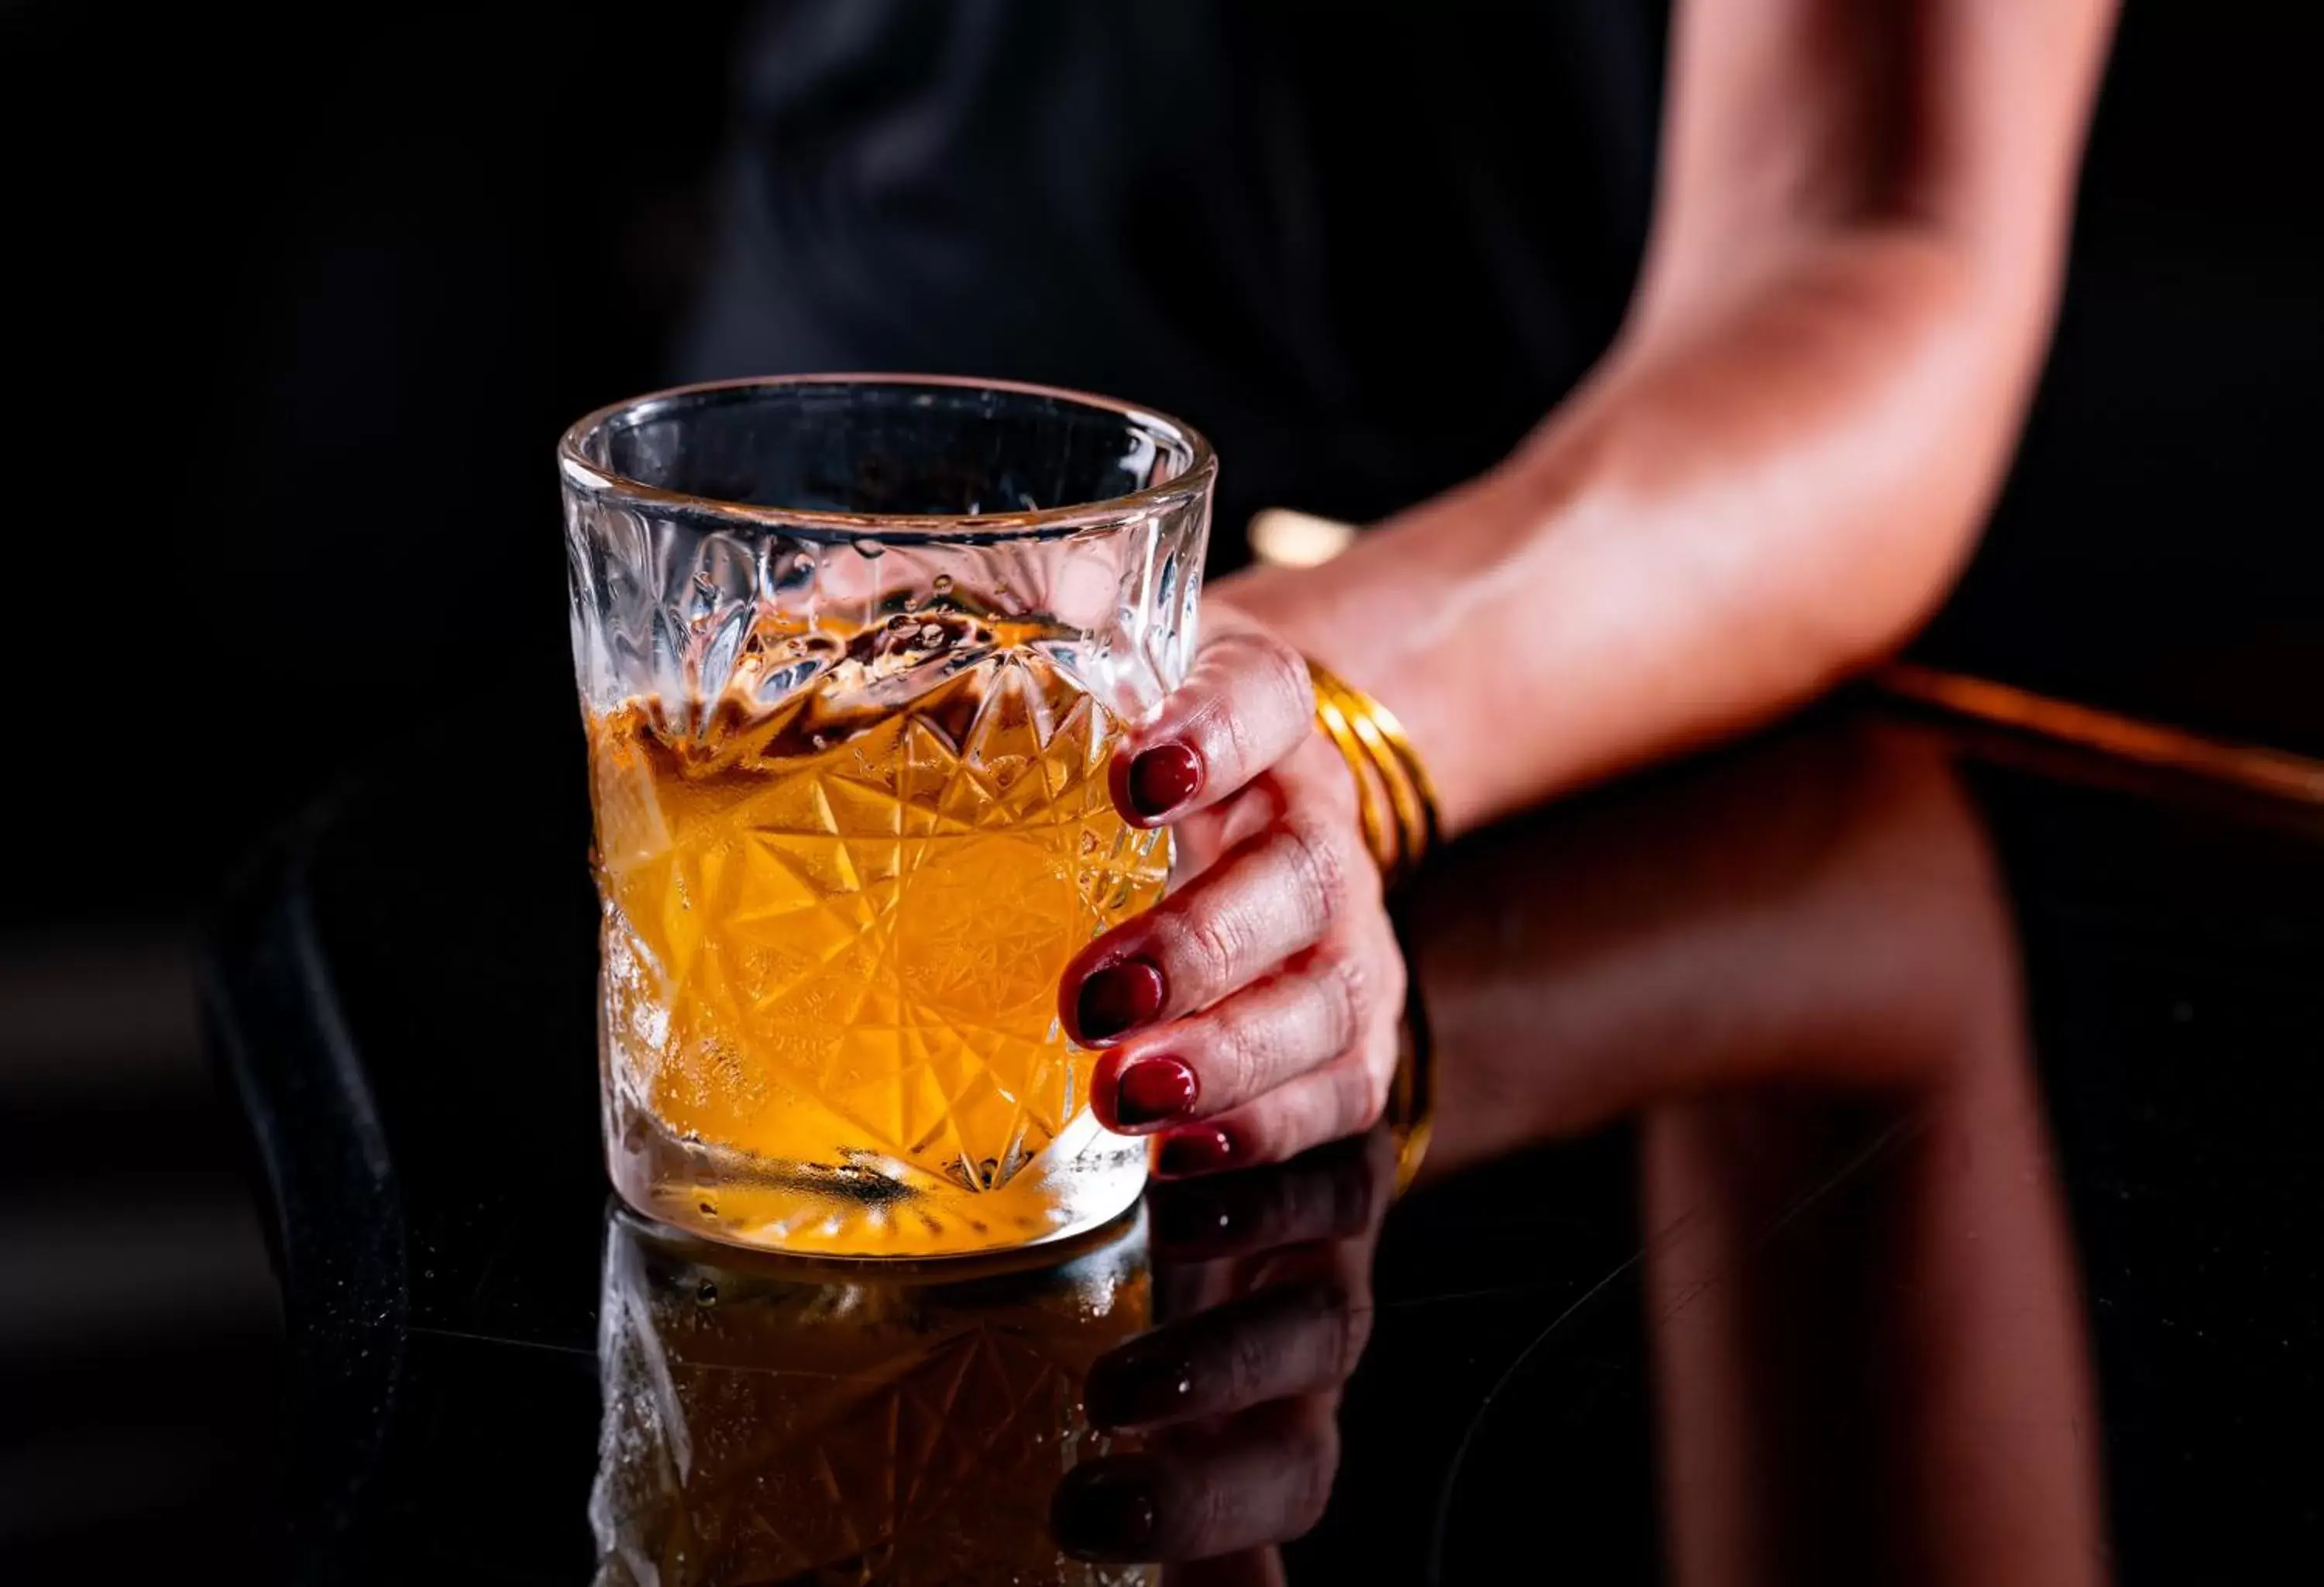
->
[586, 620, 1169, 1256]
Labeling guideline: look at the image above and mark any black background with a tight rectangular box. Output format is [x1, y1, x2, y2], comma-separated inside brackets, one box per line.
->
[2, 1, 2319, 927]
[0, 2, 2318, 1576]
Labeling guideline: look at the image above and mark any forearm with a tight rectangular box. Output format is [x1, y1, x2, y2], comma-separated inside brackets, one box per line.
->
[1223, 0, 2116, 836]
[1226, 228, 2031, 832]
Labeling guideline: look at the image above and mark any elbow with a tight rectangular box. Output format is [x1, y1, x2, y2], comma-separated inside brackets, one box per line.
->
[1783, 234, 2054, 679]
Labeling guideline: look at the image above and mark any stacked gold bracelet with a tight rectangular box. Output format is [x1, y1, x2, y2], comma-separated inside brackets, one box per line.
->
[1387, 973, 1435, 1195]
[1301, 656, 1442, 1193]
[1305, 657, 1442, 888]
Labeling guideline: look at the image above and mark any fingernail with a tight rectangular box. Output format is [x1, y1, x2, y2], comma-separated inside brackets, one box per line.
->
[1156, 1124, 1236, 1177]
[1075, 958, 1165, 1043]
[1125, 742, 1202, 821]
[1085, 1343, 1197, 1428]
[1051, 1463, 1159, 1558]
[1112, 1055, 1198, 1129]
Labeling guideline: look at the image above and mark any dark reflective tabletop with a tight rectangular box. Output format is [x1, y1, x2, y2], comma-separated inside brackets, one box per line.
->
[205, 698, 2324, 1583]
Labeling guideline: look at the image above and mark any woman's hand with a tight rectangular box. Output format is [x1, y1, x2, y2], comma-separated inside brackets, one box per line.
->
[1052, 1129, 1395, 1565]
[1058, 604, 1406, 1177]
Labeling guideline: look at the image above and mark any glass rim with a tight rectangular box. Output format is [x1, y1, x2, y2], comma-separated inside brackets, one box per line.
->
[558, 373, 1218, 546]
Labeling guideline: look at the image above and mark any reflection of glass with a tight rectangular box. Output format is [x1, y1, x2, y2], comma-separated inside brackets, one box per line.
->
[591, 1207, 1156, 1585]
[562, 378, 1212, 1257]
[573, 718, 2110, 1581]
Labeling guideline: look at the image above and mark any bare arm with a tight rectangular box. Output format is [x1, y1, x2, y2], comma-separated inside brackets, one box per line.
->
[1061, 0, 2117, 1175]
[1226, 0, 2119, 832]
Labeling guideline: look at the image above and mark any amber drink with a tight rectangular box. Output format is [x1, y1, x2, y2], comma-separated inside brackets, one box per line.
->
[562, 378, 1212, 1257]
[591, 1209, 1154, 1585]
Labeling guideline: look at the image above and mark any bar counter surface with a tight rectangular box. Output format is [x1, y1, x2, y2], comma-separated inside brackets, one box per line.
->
[205, 691, 2323, 1583]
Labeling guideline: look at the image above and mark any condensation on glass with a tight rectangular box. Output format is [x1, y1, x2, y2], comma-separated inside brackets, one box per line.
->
[562, 377, 1212, 1258]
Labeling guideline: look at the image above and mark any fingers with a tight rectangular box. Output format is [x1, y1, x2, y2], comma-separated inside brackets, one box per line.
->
[1111, 621, 1315, 825]
[1054, 1137, 1396, 1567]
[1089, 917, 1401, 1131]
[1078, 914, 1401, 1176]
[1085, 1275, 1373, 1431]
[1063, 608, 1396, 1175]
[1090, 951, 1353, 1127]
[1050, 1399, 1341, 1563]
[1147, 1128, 1397, 1258]
[1062, 804, 1377, 1045]
[1153, 1027, 1399, 1177]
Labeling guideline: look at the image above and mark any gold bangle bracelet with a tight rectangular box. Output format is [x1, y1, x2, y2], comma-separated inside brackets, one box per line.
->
[1310, 668, 1406, 866]
[1305, 657, 1444, 886]
[1310, 682, 1396, 873]
[1304, 656, 1441, 1192]
[1388, 963, 1435, 1196]
[1342, 688, 1433, 870]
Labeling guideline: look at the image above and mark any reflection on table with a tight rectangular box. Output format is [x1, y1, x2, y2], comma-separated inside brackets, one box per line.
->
[593, 1210, 1153, 1585]
[579, 718, 2105, 1584]
[1409, 720, 2102, 1586]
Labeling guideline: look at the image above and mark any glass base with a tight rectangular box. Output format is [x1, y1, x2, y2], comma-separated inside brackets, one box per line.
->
[606, 1103, 1150, 1260]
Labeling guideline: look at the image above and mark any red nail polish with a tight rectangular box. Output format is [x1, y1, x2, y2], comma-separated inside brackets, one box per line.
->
[1155, 1124, 1236, 1177]
[1122, 742, 1202, 821]
[1111, 1055, 1198, 1129]
[1075, 958, 1166, 1042]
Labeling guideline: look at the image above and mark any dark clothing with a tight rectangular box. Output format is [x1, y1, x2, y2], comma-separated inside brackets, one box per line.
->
[681, 0, 1666, 554]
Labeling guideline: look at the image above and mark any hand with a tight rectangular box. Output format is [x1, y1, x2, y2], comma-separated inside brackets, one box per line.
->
[1050, 1129, 1396, 1567]
[1060, 604, 1407, 1176]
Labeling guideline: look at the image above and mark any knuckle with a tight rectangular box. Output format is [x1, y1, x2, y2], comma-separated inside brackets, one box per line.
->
[1190, 683, 1258, 784]
[1252, 631, 1316, 723]
[1215, 625, 1307, 699]
[1168, 904, 1243, 993]
[1223, 1316, 1277, 1403]
[1215, 704, 1260, 782]
[1222, 705, 1277, 792]
[1281, 815, 1354, 931]
[1208, 631, 1311, 769]
[1211, 1005, 1274, 1101]
[1314, 951, 1368, 1055]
